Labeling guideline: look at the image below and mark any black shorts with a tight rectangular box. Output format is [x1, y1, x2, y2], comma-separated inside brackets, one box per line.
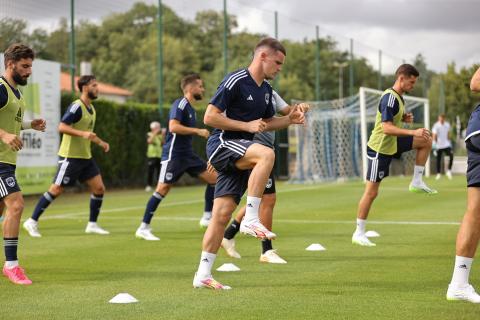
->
[0, 163, 21, 199]
[466, 135, 480, 187]
[264, 171, 276, 195]
[210, 139, 255, 204]
[366, 136, 414, 182]
[158, 153, 207, 184]
[53, 157, 100, 186]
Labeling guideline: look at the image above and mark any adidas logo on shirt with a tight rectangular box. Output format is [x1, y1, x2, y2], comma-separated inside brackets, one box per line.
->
[247, 94, 253, 101]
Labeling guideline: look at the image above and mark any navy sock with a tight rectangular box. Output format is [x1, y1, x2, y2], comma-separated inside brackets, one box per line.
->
[204, 184, 214, 213]
[142, 192, 163, 224]
[4, 237, 18, 261]
[89, 194, 104, 222]
[261, 239, 273, 254]
[31, 192, 56, 221]
[224, 219, 241, 240]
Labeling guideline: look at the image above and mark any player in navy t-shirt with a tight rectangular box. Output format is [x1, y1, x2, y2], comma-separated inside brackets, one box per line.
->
[135, 74, 217, 241]
[193, 38, 306, 290]
[446, 67, 480, 303]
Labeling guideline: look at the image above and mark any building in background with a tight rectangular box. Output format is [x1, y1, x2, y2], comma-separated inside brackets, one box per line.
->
[60, 72, 133, 104]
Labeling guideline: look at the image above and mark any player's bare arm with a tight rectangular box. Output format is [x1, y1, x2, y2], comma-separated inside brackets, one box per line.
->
[0, 128, 22, 151]
[471, 67, 480, 92]
[264, 105, 305, 131]
[169, 119, 209, 139]
[204, 104, 266, 133]
[381, 121, 430, 140]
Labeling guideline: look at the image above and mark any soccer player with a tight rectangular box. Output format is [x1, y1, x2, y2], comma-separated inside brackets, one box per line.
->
[1, 43, 46, 284]
[23, 75, 110, 237]
[432, 114, 454, 180]
[221, 90, 308, 263]
[145, 121, 164, 192]
[193, 38, 305, 289]
[446, 67, 480, 303]
[134, 73, 216, 241]
[352, 64, 437, 247]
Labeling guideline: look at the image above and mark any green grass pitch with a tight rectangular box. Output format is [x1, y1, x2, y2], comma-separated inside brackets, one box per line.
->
[1, 176, 479, 319]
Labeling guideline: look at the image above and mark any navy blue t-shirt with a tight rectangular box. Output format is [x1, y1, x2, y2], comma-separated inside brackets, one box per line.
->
[206, 68, 274, 157]
[378, 89, 403, 123]
[466, 104, 480, 141]
[162, 97, 197, 160]
[61, 100, 94, 125]
[0, 77, 21, 109]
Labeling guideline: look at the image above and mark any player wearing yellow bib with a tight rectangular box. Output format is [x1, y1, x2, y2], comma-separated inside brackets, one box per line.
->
[352, 64, 437, 247]
[0, 43, 46, 285]
[24, 75, 110, 237]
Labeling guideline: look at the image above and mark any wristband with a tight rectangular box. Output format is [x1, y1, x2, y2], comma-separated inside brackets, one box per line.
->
[22, 120, 32, 129]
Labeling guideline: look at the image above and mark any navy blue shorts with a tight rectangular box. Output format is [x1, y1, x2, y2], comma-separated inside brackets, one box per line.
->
[366, 136, 414, 182]
[0, 163, 21, 199]
[209, 139, 255, 204]
[264, 171, 276, 195]
[158, 153, 207, 184]
[466, 135, 480, 187]
[53, 157, 100, 186]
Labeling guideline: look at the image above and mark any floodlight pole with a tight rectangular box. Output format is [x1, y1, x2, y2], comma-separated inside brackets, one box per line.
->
[349, 38, 354, 96]
[315, 26, 320, 100]
[273, 11, 279, 90]
[378, 49, 382, 90]
[69, 0, 75, 94]
[223, 0, 228, 76]
[157, 0, 164, 117]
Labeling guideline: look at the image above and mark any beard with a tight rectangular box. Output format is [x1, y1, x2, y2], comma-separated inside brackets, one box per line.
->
[87, 91, 98, 100]
[12, 68, 28, 86]
[193, 93, 202, 101]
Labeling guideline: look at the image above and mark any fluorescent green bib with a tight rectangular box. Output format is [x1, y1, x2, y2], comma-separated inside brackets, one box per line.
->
[58, 99, 96, 159]
[147, 133, 162, 158]
[367, 89, 405, 155]
[0, 78, 24, 165]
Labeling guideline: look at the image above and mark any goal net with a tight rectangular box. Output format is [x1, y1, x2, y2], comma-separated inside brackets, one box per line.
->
[290, 87, 430, 183]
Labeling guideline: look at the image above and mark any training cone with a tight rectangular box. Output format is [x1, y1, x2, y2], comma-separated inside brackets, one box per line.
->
[365, 230, 380, 237]
[109, 293, 139, 304]
[306, 243, 326, 251]
[216, 263, 241, 272]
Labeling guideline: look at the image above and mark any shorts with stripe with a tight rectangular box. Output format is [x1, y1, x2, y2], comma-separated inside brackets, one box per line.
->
[209, 139, 255, 204]
[158, 153, 207, 184]
[366, 136, 413, 182]
[53, 157, 100, 186]
[264, 171, 276, 195]
[466, 135, 480, 187]
[0, 163, 20, 199]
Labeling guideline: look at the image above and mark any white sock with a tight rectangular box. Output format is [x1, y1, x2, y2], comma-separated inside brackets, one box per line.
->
[4, 260, 19, 269]
[202, 211, 212, 219]
[355, 218, 366, 235]
[140, 222, 149, 229]
[412, 165, 425, 185]
[244, 196, 261, 222]
[197, 251, 216, 279]
[450, 255, 473, 287]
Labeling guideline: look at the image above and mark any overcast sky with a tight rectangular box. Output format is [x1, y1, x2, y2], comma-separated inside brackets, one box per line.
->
[1, 0, 478, 73]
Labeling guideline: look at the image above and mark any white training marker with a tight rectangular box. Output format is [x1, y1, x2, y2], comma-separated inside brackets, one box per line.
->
[109, 293, 139, 304]
[365, 230, 380, 237]
[306, 243, 326, 251]
[216, 263, 241, 272]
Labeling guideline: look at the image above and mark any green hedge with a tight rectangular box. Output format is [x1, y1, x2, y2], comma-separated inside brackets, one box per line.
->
[61, 93, 208, 187]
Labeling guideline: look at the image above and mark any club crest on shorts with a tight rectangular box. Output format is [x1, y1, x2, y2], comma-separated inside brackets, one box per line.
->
[5, 177, 15, 187]
[63, 177, 70, 184]
[166, 172, 173, 181]
[266, 178, 273, 189]
[379, 171, 385, 179]
[265, 93, 270, 105]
